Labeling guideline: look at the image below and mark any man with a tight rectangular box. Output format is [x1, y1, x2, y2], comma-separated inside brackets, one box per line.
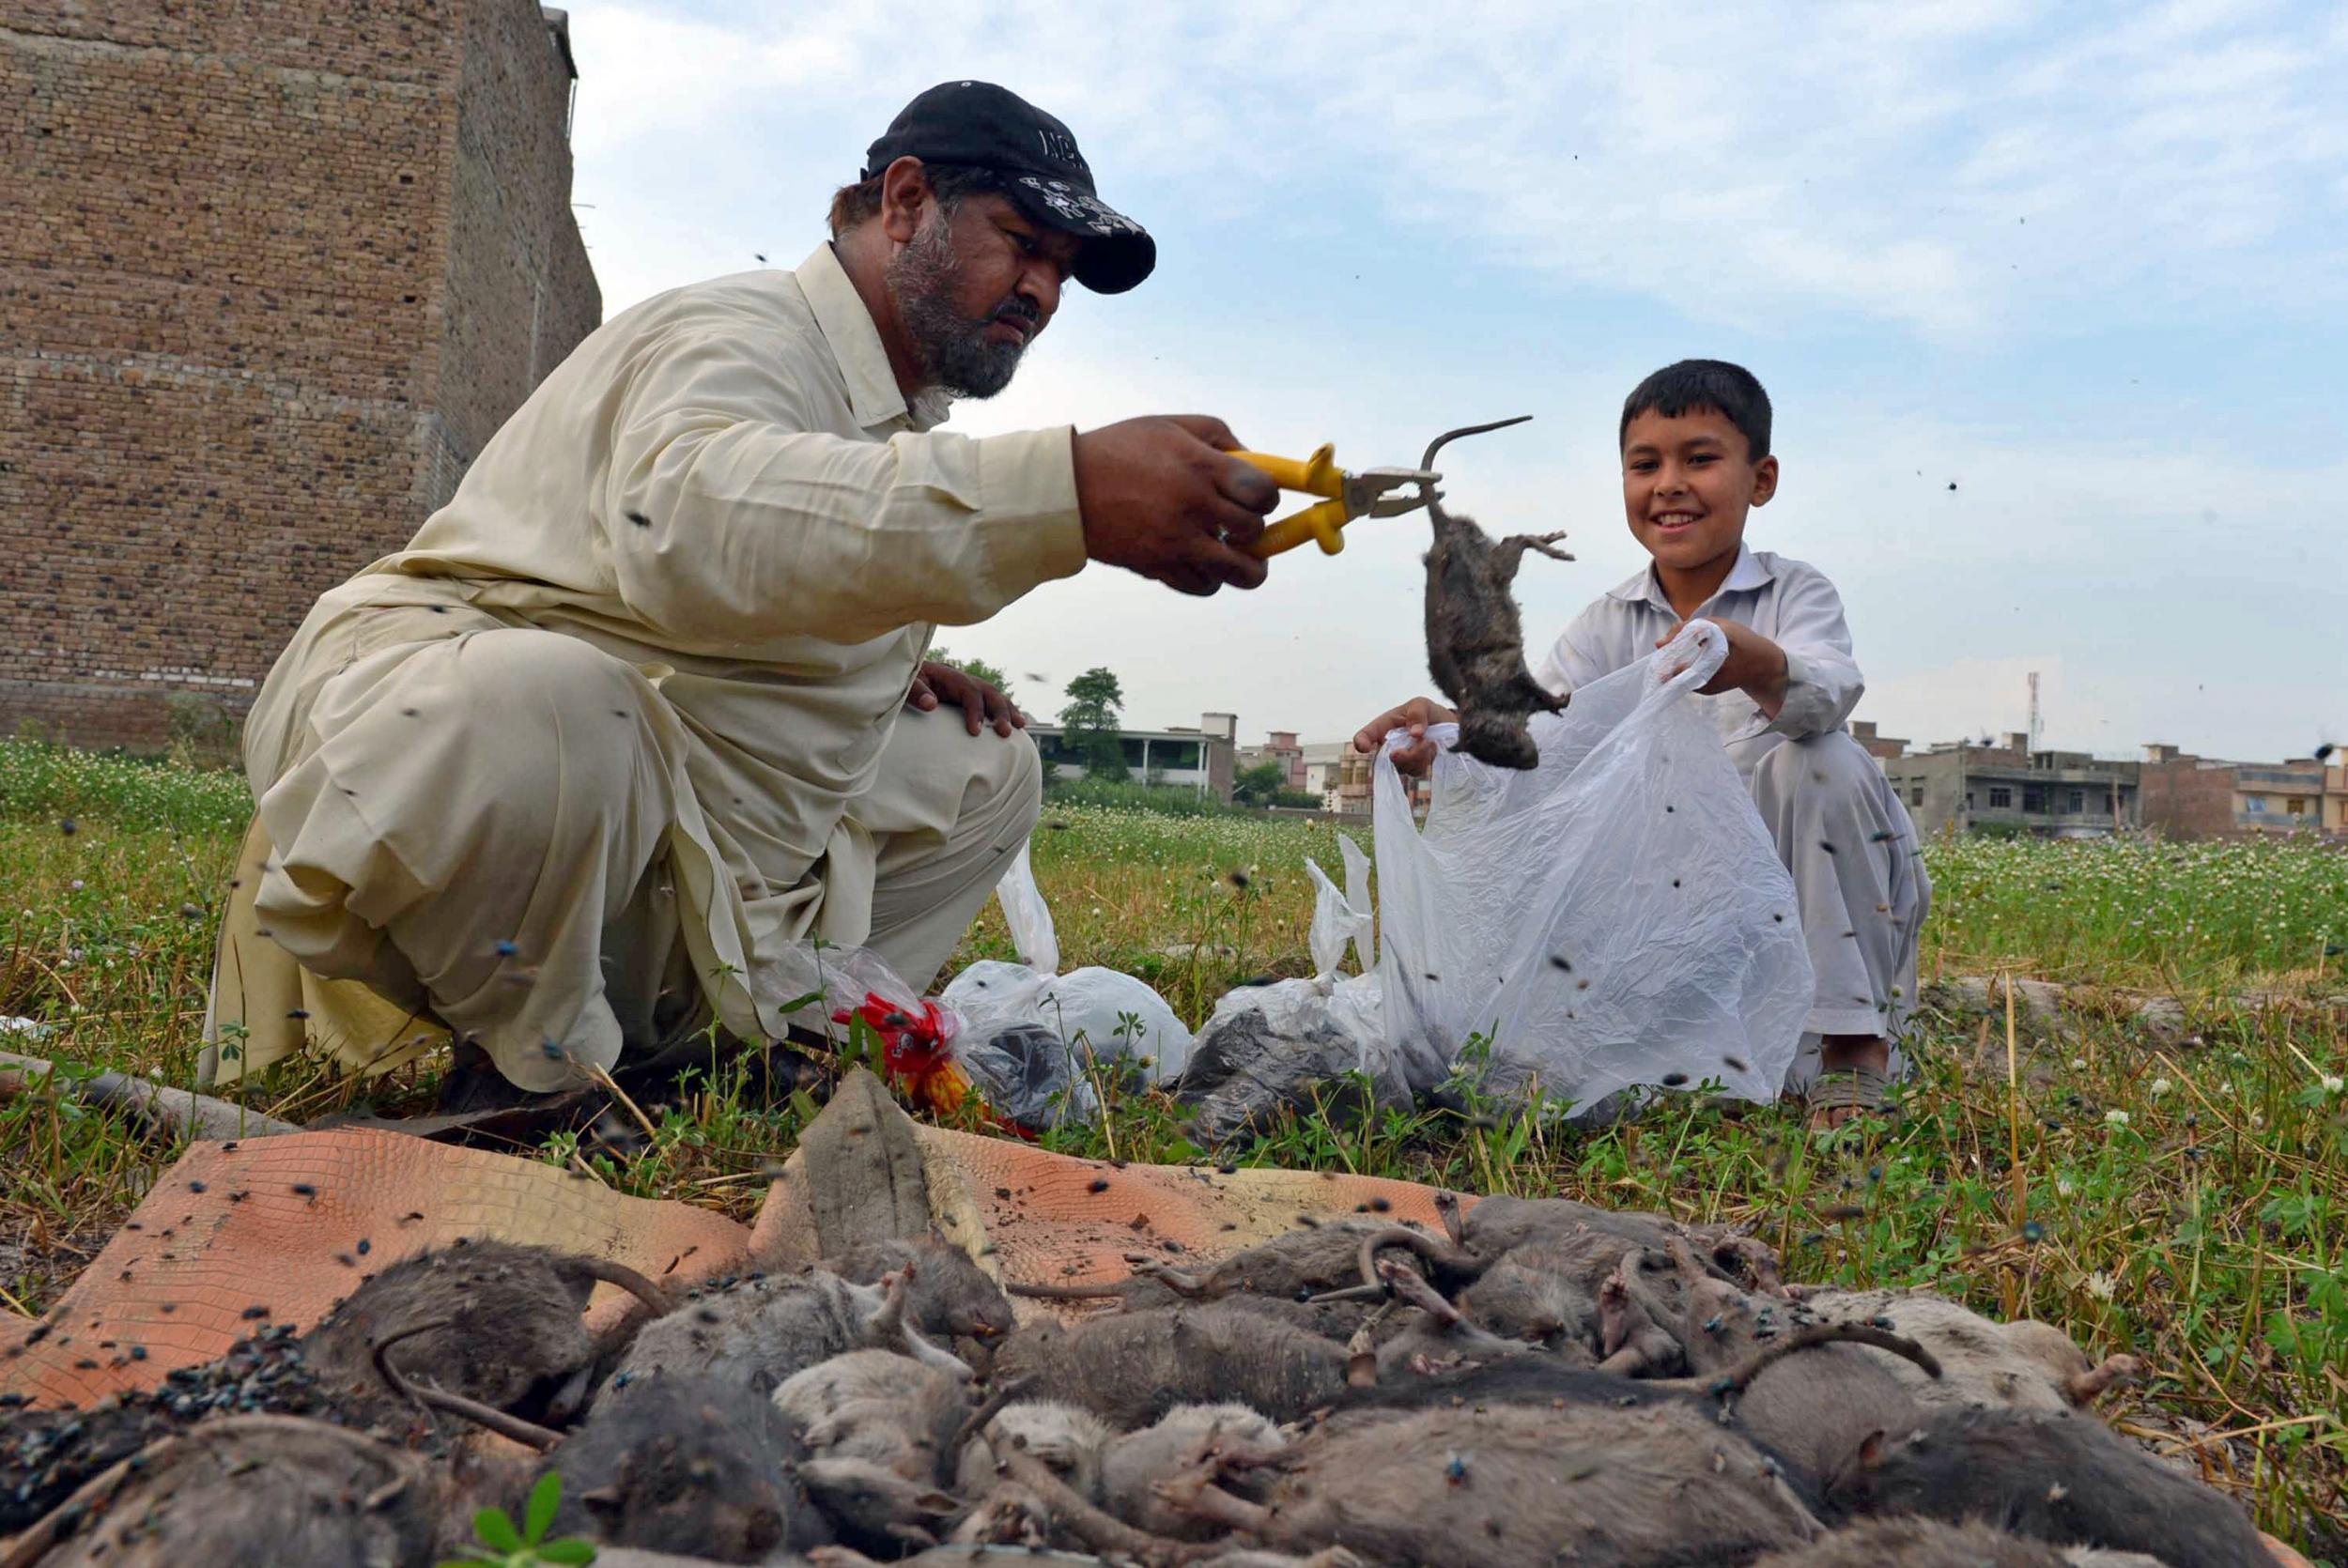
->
[200, 82, 1278, 1104]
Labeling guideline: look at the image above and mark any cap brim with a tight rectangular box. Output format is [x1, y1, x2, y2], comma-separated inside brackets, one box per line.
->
[1009, 175, 1156, 294]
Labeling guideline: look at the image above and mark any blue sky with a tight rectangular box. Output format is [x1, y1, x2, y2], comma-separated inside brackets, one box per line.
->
[562, 0, 2347, 761]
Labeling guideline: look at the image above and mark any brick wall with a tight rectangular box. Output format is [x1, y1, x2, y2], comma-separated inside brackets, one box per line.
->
[2139, 757, 2239, 839]
[0, 0, 596, 749]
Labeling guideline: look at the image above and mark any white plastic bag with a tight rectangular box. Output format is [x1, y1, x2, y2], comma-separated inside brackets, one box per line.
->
[1180, 835, 1410, 1144]
[942, 844, 1195, 1084]
[751, 938, 1098, 1130]
[1373, 621, 1813, 1113]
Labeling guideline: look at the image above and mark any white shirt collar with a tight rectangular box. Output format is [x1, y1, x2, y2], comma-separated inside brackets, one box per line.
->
[1605, 542, 1777, 612]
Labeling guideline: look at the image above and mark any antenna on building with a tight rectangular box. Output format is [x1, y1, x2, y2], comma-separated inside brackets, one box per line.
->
[2027, 671, 2041, 754]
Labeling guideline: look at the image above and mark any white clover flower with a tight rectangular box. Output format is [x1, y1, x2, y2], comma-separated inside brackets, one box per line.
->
[2070, 1057, 2089, 1071]
[2150, 1078, 2172, 1097]
[2103, 1109, 2130, 1128]
[2082, 1271, 2117, 1300]
[2324, 1075, 2345, 1096]
[2056, 1176, 2077, 1197]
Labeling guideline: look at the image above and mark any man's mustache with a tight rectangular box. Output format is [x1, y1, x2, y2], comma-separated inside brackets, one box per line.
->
[988, 297, 1042, 332]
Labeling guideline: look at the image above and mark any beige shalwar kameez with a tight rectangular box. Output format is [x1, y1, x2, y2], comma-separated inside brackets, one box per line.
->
[202, 244, 1088, 1091]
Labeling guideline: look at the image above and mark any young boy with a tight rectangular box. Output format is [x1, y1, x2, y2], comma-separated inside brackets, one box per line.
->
[1352, 360, 1928, 1127]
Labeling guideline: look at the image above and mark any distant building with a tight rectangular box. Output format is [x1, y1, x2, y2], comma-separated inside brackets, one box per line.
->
[1027, 712, 1237, 801]
[1299, 741, 1350, 809]
[1848, 720, 1910, 761]
[1235, 730, 1305, 789]
[1328, 741, 1432, 820]
[1878, 733, 2140, 839]
[2139, 746, 2335, 839]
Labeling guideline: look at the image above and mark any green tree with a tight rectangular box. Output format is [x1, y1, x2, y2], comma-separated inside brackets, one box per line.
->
[1059, 667, 1129, 781]
[926, 648, 1014, 709]
[1231, 761, 1288, 807]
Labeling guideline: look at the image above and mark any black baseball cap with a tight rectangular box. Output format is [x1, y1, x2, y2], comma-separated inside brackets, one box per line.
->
[863, 81, 1156, 294]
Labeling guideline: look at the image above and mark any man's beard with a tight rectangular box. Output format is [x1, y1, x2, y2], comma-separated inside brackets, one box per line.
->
[887, 212, 1039, 400]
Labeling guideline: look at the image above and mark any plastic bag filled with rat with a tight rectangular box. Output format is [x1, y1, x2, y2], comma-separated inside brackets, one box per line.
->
[1181, 835, 1412, 1145]
[939, 843, 1194, 1088]
[1372, 620, 1813, 1115]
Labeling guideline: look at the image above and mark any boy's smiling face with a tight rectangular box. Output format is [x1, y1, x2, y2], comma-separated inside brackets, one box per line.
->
[1621, 405, 1779, 579]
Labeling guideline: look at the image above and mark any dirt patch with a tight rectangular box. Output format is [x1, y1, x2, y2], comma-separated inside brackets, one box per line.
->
[0, 1216, 109, 1320]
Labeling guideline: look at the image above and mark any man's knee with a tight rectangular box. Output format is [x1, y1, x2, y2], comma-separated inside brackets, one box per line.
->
[426, 630, 654, 793]
[449, 628, 641, 732]
[981, 729, 1043, 832]
[295, 626, 661, 866]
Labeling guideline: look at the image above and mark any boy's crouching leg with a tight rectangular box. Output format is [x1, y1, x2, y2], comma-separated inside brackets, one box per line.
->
[248, 626, 684, 1093]
[1749, 730, 1932, 1117]
[857, 706, 1045, 991]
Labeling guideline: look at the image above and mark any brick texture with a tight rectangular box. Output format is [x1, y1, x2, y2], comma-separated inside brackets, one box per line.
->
[0, 0, 597, 748]
[2139, 758, 2241, 840]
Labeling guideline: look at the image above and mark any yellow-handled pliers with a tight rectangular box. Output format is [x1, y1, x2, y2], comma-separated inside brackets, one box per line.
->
[1230, 445, 1442, 558]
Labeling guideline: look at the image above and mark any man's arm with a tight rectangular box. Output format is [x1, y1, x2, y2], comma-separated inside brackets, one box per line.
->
[601, 330, 1272, 649]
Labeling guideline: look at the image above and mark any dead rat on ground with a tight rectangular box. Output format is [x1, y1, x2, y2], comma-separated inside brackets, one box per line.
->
[995, 1261, 1544, 1433]
[0, 1327, 352, 1537]
[1445, 1191, 1783, 1295]
[0, 1241, 669, 1536]
[1012, 1220, 1458, 1314]
[1788, 1284, 2141, 1415]
[1750, 1515, 2146, 1568]
[821, 1235, 1018, 1346]
[1099, 1403, 1289, 1541]
[994, 1299, 1361, 1430]
[776, 1348, 974, 1550]
[2, 1414, 440, 1568]
[548, 1373, 831, 1563]
[1601, 1238, 1928, 1483]
[1159, 1399, 1821, 1568]
[301, 1237, 672, 1424]
[1455, 1239, 1605, 1358]
[1826, 1405, 2271, 1568]
[364, 1320, 830, 1563]
[610, 1263, 968, 1395]
[1413, 418, 1573, 771]
[955, 1399, 1119, 1503]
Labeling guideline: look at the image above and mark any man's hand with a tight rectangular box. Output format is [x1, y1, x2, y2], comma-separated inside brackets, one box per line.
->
[910, 660, 1024, 737]
[1072, 416, 1279, 596]
[1352, 696, 1457, 778]
[1659, 619, 1788, 718]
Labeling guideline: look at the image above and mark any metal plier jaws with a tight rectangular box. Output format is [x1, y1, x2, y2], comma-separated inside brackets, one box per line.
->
[1231, 444, 1442, 558]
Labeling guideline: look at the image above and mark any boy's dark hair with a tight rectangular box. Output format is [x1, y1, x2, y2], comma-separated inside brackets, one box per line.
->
[827, 162, 1012, 238]
[1619, 360, 1772, 461]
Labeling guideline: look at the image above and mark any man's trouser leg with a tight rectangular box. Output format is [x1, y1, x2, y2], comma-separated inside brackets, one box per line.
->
[1747, 730, 1933, 1093]
[245, 622, 683, 1092]
[843, 705, 1043, 992]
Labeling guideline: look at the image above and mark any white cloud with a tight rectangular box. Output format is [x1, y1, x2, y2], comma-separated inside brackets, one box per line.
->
[548, 1, 2348, 763]
[567, 0, 2346, 336]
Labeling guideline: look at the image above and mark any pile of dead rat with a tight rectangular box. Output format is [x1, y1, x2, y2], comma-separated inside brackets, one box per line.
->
[0, 1196, 2280, 1568]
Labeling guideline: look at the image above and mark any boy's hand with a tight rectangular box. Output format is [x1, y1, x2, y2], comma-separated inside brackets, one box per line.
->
[1658, 619, 1789, 719]
[1352, 697, 1457, 778]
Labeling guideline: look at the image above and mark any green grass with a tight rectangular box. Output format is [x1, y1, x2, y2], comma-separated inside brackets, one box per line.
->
[3, 738, 2345, 1554]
